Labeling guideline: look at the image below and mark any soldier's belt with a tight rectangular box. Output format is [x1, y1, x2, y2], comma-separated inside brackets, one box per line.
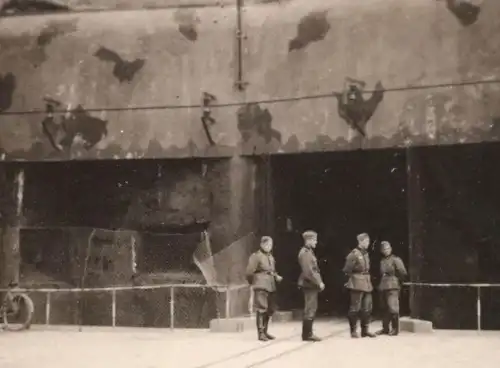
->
[353, 272, 370, 275]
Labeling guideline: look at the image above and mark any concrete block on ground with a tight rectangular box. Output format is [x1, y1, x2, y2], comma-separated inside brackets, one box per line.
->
[272, 311, 293, 323]
[209, 317, 254, 333]
[400, 317, 433, 333]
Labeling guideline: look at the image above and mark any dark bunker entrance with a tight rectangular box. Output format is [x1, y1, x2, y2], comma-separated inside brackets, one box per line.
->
[270, 148, 410, 318]
[270, 143, 500, 330]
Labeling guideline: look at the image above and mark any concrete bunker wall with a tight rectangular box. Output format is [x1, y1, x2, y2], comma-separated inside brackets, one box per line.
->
[0, 0, 500, 160]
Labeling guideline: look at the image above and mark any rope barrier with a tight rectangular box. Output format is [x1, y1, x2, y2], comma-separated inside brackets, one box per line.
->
[2, 282, 251, 329]
[402, 282, 500, 331]
[0, 283, 249, 293]
[403, 282, 500, 288]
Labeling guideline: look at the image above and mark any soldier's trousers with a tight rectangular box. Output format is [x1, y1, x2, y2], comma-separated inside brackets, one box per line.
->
[302, 289, 319, 320]
[379, 290, 400, 314]
[253, 290, 276, 315]
[348, 291, 373, 314]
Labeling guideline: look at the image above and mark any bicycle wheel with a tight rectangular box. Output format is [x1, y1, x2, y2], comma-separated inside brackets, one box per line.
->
[2, 293, 35, 331]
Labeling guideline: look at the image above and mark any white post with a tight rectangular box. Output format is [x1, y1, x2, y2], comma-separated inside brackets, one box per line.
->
[170, 287, 175, 330]
[476, 286, 481, 331]
[111, 289, 116, 327]
[45, 292, 51, 325]
[225, 287, 231, 319]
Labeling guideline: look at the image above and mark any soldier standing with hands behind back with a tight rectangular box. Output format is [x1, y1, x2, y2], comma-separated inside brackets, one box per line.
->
[246, 236, 283, 341]
[298, 230, 324, 342]
[343, 233, 376, 338]
[376, 241, 407, 336]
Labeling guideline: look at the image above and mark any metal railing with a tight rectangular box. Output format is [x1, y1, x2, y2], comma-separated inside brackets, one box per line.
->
[15, 282, 498, 330]
[0, 283, 250, 329]
[404, 282, 500, 331]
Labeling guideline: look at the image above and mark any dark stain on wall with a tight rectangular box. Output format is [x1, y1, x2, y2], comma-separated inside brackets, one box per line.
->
[0, 0, 69, 16]
[32, 19, 78, 67]
[0, 72, 16, 112]
[237, 103, 281, 144]
[178, 24, 198, 41]
[0, 31, 46, 68]
[41, 98, 108, 152]
[335, 78, 385, 137]
[36, 19, 78, 47]
[446, 0, 481, 27]
[173, 9, 199, 42]
[94, 47, 145, 83]
[289, 10, 331, 52]
[201, 92, 217, 146]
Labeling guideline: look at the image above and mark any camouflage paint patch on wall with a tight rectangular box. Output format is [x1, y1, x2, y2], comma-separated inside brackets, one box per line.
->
[41, 99, 108, 152]
[0, 73, 15, 112]
[445, 0, 482, 27]
[288, 10, 330, 52]
[93, 47, 145, 83]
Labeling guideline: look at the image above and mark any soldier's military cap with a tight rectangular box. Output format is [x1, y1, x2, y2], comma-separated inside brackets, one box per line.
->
[260, 236, 273, 245]
[302, 230, 318, 240]
[380, 240, 391, 248]
[357, 232, 369, 242]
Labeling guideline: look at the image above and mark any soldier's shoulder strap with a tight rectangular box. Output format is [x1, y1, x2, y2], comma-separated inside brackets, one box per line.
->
[299, 246, 312, 258]
[351, 248, 362, 257]
[393, 255, 404, 264]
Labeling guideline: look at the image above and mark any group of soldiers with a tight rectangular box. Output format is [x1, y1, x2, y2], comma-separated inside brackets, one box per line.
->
[246, 231, 407, 342]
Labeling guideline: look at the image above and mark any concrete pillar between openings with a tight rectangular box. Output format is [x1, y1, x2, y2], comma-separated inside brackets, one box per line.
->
[0, 166, 24, 287]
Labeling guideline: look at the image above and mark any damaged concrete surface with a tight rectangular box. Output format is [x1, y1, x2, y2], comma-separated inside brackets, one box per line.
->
[0, 0, 499, 161]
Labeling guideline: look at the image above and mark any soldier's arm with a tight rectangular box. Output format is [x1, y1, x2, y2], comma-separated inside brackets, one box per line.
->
[299, 252, 323, 287]
[271, 256, 281, 279]
[394, 257, 408, 279]
[245, 254, 258, 284]
[342, 252, 356, 275]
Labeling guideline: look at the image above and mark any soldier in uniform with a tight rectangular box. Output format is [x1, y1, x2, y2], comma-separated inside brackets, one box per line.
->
[298, 230, 324, 342]
[246, 236, 283, 341]
[343, 233, 376, 338]
[376, 241, 408, 336]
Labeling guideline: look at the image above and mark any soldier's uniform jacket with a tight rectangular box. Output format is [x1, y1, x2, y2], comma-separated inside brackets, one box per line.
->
[246, 250, 278, 292]
[378, 255, 408, 291]
[298, 247, 323, 289]
[343, 247, 373, 292]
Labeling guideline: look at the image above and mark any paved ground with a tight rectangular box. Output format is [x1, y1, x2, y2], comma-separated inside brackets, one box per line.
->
[1, 320, 499, 368]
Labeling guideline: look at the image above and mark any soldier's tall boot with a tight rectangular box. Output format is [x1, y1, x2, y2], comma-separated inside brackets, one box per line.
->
[309, 319, 322, 342]
[262, 313, 275, 340]
[348, 312, 359, 338]
[256, 312, 269, 341]
[389, 313, 399, 336]
[360, 312, 376, 338]
[302, 319, 321, 342]
[375, 312, 390, 335]
[301, 319, 309, 340]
